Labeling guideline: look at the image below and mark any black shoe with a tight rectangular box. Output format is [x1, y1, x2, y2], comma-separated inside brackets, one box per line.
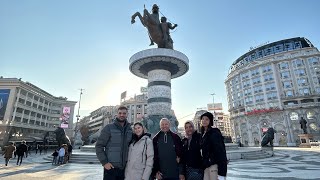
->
[5, 164, 7, 166]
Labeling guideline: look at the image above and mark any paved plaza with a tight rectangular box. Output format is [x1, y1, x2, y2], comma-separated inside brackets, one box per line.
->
[0, 147, 319, 180]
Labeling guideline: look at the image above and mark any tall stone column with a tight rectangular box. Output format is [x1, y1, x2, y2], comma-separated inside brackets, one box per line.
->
[129, 48, 189, 134]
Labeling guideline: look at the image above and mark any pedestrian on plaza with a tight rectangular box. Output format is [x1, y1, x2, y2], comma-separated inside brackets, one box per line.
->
[124, 122, 154, 180]
[63, 144, 68, 163]
[52, 149, 59, 165]
[200, 112, 228, 180]
[58, 145, 65, 164]
[16, 140, 28, 166]
[181, 121, 203, 180]
[35, 144, 39, 154]
[152, 118, 185, 180]
[67, 144, 73, 161]
[2, 142, 16, 166]
[96, 106, 132, 180]
[44, 145, 48, 154]
[27, 145, 32, 155]
[39, 145, 43, 155]
[13, 143, 17, 159]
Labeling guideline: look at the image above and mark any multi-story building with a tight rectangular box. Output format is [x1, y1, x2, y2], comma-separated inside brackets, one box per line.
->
[192, 109, 207, 131]
[121, 94, 148, 124]
[0, 78, 76, 147]
[215, 112, 232, 137]
[87, 106, 118, 135]
[225, 37, 320, 146]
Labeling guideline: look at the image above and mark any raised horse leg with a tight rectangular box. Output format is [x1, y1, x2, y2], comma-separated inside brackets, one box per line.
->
[131, 12, 145, 26]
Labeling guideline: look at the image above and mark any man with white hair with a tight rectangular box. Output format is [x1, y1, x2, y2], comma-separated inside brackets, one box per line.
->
[152, 118, 185, 180]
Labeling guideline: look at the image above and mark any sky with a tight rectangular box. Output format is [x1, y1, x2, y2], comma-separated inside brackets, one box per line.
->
[1, 0, 320, 127]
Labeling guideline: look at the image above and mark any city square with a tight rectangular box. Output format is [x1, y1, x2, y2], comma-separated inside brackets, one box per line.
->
[1, 0, 320, 180]
[0, 148, 320, 179]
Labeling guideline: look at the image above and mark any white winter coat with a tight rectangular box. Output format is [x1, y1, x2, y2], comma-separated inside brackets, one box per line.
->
[125, 135, 154, 180]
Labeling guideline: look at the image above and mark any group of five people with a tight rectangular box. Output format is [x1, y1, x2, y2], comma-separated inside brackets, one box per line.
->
[96, 106, 228, 180]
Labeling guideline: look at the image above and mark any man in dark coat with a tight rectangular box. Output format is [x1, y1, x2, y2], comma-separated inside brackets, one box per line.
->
[152, 118, 185, 180]
[96, 106, 132, 180]
[16, 140, 28, 165]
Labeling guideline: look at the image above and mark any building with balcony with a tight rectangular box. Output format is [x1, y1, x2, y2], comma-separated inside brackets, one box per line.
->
[87, 106, 118, 135]
[0, 77, 76, 147]
[225, 37, 320, 146]
[121, 93, 148, 124]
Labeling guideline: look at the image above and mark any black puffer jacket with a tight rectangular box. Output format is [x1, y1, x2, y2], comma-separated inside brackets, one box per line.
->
[200, 128, 228, 176]
[181, 131, 202, 169]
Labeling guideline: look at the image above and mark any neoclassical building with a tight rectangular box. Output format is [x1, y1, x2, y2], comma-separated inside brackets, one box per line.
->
[225, 37, 320, 146]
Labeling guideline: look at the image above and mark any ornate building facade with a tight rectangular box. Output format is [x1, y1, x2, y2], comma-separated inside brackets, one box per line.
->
[225, 37, 320, 146]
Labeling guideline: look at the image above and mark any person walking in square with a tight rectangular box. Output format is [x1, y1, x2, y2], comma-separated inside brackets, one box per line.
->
[152, 118, 185, 180]
[181, 121, 203, 180]
[96, 106, 132, 180]
[124, 122, 154, 180]
[200, 112, 228, 180]
[58, 145, 65, 164]
[16, 140, 28, 166]
[2, 142, 16, 166]
[52, 149, 59, 165]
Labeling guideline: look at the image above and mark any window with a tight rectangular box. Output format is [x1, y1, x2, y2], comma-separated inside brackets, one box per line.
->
[299, 88, 310, 95]
[243, 80, 251, 87]
[267, 92, 277, 100]
[308, 57, 319, 65]
[306, 111, 315, 120]
[252, 77, 261, 84]
[285, 42, 294, 51]
[281, 71, 290, 79]
[264, 48, 273, 56]
[245, 97, 253, 104]
[264, 74, 273, 81]
[265, 83, 276, 91]
[254, 86, 263, 93]
[289, 112, 299, 120]
[251, 68, 260, 76]
[286, 90, 293, 97]
[283, 81, 292, 88]
[255, 95, 264, 102]
[18, 98, 25, 104]
[297, 78, 308, 86]
[241, 72, 250, 79]
[295, 69, 306, 76]
[293, 59, 304, 68]
[279, 62, 289, 69]
[262, 64, 272, 72]
[244, 88, 252, 96]
[275, 44, 284, 53]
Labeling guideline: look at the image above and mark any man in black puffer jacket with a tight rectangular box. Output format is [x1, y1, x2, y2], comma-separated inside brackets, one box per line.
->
[96, 106, 132, 180]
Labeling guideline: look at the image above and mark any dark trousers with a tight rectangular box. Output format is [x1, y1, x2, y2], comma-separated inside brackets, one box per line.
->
[17, 155, 23, 165]
[103, 168, 124, 180]
[163, 178, 179, 180]
[5, 158, 10, 165]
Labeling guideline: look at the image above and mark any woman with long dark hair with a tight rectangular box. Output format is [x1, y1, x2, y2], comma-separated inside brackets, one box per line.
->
[200, 112, 228, 180]
[124, 122, 154, 180]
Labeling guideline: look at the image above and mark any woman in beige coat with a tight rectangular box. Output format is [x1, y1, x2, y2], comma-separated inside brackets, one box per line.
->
[125, 122, 154, 180]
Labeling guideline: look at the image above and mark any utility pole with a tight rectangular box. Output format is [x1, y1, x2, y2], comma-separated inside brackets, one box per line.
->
[210, 93, 216, 127]
[74, 88, 84, 146]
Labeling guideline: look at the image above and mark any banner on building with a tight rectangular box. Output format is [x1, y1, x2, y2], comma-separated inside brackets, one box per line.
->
[207, 103, 223, 110]
[120, 91, 127, 100]
[60, 106, 70, 128]
[0, 89, 11, 120]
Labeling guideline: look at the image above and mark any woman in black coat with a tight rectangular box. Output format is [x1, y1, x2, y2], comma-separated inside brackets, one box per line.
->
[200, 112, 228, 180]
[181, 121, 203, 180]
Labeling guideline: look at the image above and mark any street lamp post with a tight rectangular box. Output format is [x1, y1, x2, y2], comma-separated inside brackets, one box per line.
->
[210, 93, 216, 127]
[74, 89, 84, 146]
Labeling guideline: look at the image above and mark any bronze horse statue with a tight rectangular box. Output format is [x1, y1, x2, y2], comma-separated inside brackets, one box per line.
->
[54, 127, 71, 146]
[131, 4, 177, 49]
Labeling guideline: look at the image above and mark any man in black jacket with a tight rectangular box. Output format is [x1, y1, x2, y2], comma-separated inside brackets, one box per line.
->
[96, 106, 132, 180]
[16, 140, 28, 165]
[181, 121, 203, 180]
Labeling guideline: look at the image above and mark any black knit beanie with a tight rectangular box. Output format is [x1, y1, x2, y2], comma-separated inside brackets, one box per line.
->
[200, 112, 214, 127]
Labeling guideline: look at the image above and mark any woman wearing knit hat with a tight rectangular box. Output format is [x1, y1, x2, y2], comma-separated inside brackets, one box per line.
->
[200, 112, 228, 180]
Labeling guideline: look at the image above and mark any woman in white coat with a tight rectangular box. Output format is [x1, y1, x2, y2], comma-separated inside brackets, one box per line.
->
[125, 122, 154, 180]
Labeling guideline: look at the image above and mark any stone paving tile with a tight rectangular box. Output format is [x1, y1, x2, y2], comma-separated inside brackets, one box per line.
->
[0, 147, 319, 180]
